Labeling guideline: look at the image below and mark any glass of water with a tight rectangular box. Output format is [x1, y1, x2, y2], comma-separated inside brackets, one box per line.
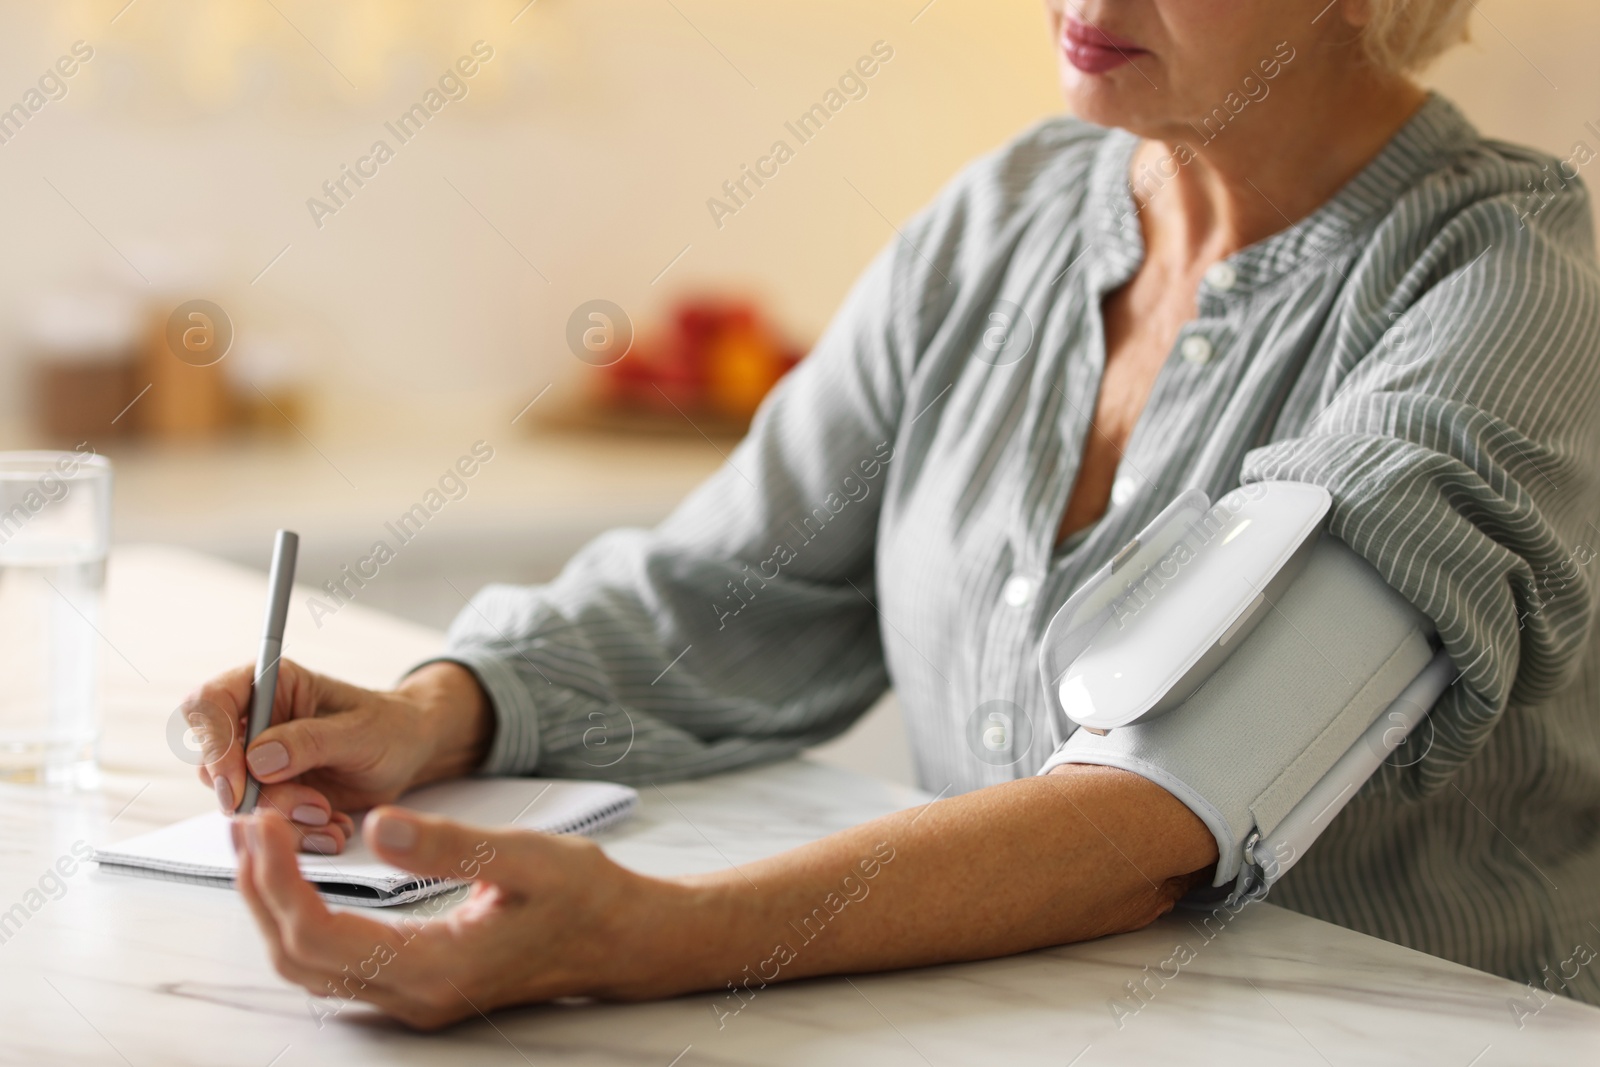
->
[0, 450, 112, 787]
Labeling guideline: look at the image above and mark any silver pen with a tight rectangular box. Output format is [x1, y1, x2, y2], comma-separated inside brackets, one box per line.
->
[238, 529, 299, 815]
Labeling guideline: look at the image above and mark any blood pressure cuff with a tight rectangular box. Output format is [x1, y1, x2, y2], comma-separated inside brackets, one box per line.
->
[1037, 533, 1437, 902]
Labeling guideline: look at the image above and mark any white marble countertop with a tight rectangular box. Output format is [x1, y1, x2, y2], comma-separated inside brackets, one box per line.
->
[2, 546, 1596, 1065]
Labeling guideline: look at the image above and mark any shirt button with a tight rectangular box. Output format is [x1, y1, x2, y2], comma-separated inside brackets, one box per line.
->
[1110, 474, 1140, 507]
[1204, 261, 1237, 292]
[1002, 575, 1034, 607]
[1181, 335, 1215, 365]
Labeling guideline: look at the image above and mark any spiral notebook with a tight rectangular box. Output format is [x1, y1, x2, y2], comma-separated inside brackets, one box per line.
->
[93, 778, 639, 907]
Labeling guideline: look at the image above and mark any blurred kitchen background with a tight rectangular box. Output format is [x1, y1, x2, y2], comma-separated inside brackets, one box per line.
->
[1, 0, 1595, 783]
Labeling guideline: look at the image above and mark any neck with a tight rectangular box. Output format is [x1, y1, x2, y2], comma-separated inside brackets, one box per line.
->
[1128, 70, 1429, 271]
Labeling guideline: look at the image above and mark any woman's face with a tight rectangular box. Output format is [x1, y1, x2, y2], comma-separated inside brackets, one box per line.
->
[1044, 0, 1355, 138]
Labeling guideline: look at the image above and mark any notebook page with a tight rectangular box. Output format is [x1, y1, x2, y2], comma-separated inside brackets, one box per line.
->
[93, 779, 638, 905]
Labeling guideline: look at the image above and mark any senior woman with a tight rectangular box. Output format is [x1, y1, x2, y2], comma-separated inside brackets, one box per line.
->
[191, 0, 1600, 1028]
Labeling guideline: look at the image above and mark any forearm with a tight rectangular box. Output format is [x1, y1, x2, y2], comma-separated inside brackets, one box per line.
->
[608, 765, 1217, 1000]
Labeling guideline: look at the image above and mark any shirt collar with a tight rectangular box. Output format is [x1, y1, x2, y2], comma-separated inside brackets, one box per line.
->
[1082, 91, 1481, 296]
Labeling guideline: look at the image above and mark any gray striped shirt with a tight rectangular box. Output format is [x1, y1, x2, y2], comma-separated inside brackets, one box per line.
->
[439, 93, 1600, 1004]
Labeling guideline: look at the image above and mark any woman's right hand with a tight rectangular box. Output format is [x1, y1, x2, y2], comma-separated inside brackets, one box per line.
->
[182, 659, 493, 854]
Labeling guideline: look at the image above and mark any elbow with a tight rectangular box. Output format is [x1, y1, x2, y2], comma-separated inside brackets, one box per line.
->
[1115, 866, 1215, 937]
[1038, 764, 1219, 941]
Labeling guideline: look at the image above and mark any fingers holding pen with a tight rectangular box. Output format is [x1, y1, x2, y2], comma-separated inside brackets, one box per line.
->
[185, 664, 255, 812]
[185, 657, 367, 817]
[243, 709, 372, 789]
[187, 658, 318, 812]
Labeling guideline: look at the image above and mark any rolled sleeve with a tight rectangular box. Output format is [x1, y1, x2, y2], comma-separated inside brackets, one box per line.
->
[1240, 195, 1600, 798]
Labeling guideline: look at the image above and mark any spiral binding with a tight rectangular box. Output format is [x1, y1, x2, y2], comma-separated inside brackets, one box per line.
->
[549, 796, 637, 837]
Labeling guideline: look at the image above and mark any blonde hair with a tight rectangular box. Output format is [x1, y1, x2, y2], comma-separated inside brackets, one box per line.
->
[1360, 0, 1474, 73]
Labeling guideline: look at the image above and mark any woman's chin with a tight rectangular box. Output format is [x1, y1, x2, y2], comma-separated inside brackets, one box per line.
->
[1056, 68, 1155, 131]
[1059, 88, 1136, 131]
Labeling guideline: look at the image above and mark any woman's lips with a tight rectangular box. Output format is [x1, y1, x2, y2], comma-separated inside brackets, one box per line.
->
[1061, 16, 1148, 74]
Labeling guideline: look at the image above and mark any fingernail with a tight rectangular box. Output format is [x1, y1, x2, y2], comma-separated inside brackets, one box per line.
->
[245, 818, 265, 851]
[247, 741, 289, 776]
[229, 819, 245, 853]
[290, 804, 329, 826]
[374, 813, 418, 852]
[302, 833, 339, 855]
[214, 776, 235, 813]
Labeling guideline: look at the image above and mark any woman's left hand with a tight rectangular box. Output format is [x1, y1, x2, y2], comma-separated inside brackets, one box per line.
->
[231, 807, 670, 1030]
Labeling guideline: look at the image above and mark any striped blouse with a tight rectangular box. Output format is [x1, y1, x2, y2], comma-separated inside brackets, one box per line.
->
[439, 93, 1600, 1005]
